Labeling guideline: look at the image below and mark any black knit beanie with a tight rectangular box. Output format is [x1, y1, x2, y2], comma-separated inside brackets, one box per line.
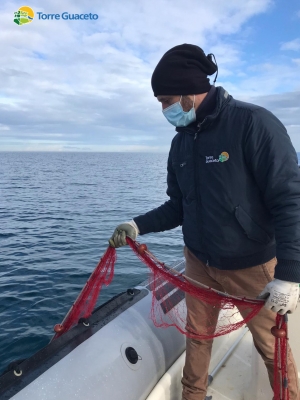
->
[151, 44, 218, 97]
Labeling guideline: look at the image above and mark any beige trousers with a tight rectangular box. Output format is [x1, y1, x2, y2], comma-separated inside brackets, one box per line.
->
[182, 246, 299, 400]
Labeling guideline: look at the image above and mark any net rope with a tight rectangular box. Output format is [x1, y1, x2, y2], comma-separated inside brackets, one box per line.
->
[52, 238, 289, 400]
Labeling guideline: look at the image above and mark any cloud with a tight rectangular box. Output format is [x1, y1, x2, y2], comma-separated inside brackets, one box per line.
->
[292, 58, 300, 66]
[280, 38, 300, 51]
[220, 59, 300, 98]
[4, 0, 300, 152]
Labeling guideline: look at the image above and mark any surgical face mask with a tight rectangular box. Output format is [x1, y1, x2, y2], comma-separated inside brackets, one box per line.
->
[162, 95, 196, 127]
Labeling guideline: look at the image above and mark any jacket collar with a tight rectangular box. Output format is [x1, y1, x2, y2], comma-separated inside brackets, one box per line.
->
[175, 86, 231, 135]
[196, 85, 217, 123]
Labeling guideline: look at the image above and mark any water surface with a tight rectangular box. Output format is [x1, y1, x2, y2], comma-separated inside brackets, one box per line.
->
[0, 152, 183, 373]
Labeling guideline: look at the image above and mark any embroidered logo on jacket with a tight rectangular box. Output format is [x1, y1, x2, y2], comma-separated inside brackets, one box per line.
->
[206, 152, 229, 164]
[219, 152, 229, 162]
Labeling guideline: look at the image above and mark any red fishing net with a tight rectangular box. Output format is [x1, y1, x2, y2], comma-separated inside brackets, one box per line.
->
[52, 246, 116, 340]
[128, 239, 264, 339]
[273, 313, 289, 400]
[52, 238, 289, 400]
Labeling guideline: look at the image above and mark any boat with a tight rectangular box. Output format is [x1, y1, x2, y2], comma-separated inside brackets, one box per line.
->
[0, 258, 299, 400]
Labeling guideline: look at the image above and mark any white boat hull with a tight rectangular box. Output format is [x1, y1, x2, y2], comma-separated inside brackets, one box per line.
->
[1, 258, 299, 400]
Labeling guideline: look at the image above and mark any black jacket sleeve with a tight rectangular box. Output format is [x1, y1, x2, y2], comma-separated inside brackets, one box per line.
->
[245, 107, 300, 282]
[133, 144, 183, 235]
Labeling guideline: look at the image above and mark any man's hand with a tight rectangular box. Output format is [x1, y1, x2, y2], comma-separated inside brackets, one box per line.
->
[258, 279, 299, 315]
[109, 220, 139, 248]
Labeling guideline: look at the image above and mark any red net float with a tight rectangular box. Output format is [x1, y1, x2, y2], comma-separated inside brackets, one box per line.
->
[137, 244, 148, 255]
[271, 326, 287, 338]
[53, 324, 64, 333]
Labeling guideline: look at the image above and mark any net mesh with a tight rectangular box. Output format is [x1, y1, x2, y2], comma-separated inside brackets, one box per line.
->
[53, 246, 116, 340]
[52, 238, 289, 400]
[127, 238, 264, 339]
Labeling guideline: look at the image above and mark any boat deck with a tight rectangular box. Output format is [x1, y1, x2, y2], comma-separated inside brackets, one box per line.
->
[207, 330, 254, 400]
[146, 328, 274, 400]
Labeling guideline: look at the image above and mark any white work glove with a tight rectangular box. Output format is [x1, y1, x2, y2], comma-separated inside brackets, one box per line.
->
[109, 220, 139, 248]
[258, 279, 299, 315]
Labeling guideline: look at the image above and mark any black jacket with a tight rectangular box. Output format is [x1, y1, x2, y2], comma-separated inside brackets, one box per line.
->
[134, 86, 300, 282]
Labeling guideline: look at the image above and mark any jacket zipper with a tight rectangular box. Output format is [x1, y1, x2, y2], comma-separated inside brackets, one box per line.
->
[194, 117, 208, 140]
[194, 119, 208, 255]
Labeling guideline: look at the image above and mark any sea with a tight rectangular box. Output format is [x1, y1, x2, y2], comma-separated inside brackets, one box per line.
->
[1, 151, 300, 375]
[0, 152, 183, 375]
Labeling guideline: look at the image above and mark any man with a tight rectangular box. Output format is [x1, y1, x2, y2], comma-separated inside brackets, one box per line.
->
[109, 44, 300, 400]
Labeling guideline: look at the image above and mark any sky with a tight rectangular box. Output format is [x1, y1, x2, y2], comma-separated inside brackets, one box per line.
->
[0, 0, 300, 152]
